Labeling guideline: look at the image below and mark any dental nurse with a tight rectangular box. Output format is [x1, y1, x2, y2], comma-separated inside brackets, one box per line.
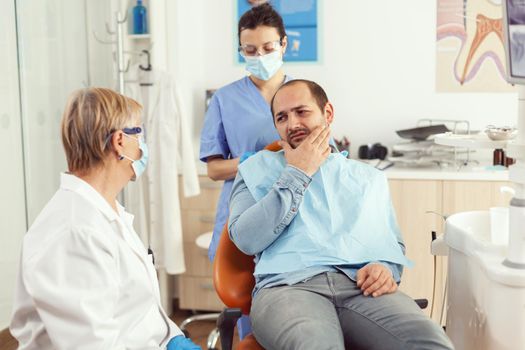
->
[199, 4, 290, 338]
[200, 3, 290, 261]
[10, 88, 199, 350]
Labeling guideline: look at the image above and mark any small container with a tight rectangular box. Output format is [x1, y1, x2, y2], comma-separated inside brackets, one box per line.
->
[133, 0, 148, 34]
[505, 157, 515, 167]
[493, 148, 505, 166]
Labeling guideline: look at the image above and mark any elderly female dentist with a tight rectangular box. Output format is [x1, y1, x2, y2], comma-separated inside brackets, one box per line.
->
[10, 88, 199, 350]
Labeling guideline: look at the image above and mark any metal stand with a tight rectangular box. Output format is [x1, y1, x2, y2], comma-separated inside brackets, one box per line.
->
[417, 118, 473, 168]
[179, 313, 221, 350]
[505, 85, 525, 268]
[93, 11, 129, 94]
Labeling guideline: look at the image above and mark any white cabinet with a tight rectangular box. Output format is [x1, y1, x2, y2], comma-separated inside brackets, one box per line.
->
[178, 177, 224, 311]
[389, 178, 510, 323]
[388, 180, 444, 320]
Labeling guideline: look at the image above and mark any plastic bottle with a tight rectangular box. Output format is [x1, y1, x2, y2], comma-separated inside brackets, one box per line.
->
[133, 0, 148, 34]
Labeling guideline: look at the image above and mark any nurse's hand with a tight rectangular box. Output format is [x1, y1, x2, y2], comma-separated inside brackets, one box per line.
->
[279, 126, 331, 177]
[356, 263, 397, 298]
[167, 335, 202, 350]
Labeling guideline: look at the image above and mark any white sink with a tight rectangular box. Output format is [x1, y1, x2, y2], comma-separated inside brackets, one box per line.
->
[445, 211, 505, 258]
[444, 210, 525, 350]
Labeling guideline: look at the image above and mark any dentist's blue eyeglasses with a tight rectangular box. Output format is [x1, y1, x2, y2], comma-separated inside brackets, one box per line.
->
[105, 126, 143, 148]
[122, 127, 142, 135]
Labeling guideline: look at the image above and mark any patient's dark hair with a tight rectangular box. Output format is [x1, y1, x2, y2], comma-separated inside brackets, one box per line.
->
[238, 3, 286, 45]
[270, 79, 329, 118]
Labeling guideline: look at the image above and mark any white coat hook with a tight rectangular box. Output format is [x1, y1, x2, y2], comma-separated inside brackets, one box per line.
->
[146, 41, 154, 52]
[120, 59, 131, 73]
[117, 11, 128, 24]
[93, 31, 116, 45]
[105, 22, 116, 35]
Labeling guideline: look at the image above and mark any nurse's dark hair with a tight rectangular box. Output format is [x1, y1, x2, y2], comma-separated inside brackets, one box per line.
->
[270, 80, 329, 118]
[61, 88, 142, 173]
[238, 2, 286, 44]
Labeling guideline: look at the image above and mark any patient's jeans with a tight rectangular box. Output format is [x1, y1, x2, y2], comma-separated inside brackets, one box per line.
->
[251, 271, 454, 350]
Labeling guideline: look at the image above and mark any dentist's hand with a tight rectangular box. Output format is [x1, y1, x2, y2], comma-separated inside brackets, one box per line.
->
[279, 126, 331, 177]
[356, 263, 397, 298]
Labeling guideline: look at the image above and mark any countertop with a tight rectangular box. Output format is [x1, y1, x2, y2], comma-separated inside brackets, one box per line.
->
[383, 165, 509, 181]
[194, 160, 509, 182]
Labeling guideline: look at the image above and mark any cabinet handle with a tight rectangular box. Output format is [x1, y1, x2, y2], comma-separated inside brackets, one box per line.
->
[199, 282, 215, 291]
[198, 216, 215, 223]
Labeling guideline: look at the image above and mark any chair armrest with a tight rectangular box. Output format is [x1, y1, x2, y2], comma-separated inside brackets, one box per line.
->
[414, 298, 428, 309]
[217, 308, 242, 350]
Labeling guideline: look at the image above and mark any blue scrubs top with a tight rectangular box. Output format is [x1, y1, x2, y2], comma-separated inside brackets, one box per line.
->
[200, 76, 291, 261]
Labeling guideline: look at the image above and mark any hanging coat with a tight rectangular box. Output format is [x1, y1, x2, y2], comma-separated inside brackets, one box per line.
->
[125, 67, 200, 275]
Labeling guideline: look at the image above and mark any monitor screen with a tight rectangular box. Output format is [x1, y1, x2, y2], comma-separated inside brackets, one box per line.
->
[503, 0, 525, 83]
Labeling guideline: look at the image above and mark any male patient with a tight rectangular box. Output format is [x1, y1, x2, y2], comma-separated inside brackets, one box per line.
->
[228, 79, 453, 350]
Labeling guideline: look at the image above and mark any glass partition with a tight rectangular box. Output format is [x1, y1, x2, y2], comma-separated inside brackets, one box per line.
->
[0, 0, 26, 329]
[16, 0, 113, 222]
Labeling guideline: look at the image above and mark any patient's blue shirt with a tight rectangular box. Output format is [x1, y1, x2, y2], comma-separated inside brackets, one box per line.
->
[228, 150, 412, 296]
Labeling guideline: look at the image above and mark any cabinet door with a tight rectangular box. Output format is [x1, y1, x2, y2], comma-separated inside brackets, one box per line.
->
[491, 181, 513, 207]
[389, 180, 443, 319]
[178, 276, 225, 312]
[443, 180, 510, 214]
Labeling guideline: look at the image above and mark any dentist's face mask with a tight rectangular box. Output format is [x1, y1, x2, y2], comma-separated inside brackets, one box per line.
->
[244, 50, 283, 81]
[120, 133, 149, 181]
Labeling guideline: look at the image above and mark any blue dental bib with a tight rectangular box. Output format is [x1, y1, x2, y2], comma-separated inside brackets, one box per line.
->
[238, 150, 412, 276]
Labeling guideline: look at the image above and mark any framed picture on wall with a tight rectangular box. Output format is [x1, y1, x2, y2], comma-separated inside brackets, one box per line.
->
[237, 0, 318, 62]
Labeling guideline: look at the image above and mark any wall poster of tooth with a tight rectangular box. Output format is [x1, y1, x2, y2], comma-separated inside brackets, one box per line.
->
[237, 0, 318, 63]
[436, 0, 515, 92]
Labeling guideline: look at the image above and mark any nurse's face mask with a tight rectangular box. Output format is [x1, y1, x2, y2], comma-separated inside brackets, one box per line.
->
[239, 39, 284, 81]
[119, 127, 149, 181]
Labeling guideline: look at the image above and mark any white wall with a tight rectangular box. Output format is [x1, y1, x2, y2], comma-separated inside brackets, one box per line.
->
[165, 0, 518, 158]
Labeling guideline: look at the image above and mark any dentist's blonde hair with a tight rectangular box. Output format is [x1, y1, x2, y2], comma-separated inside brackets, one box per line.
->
[61, 87, 142, 174]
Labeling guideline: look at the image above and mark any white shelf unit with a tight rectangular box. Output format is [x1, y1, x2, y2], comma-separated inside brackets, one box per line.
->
[434, 133, 509, 149]
[127, 34, 150, 39]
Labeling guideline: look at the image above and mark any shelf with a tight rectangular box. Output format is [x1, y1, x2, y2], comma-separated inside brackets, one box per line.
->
[434, 133, 509, 149]
[127, 34, 150, 39]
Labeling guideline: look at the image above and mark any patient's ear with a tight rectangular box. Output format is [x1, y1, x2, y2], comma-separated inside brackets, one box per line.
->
[324, 102, 334, 125]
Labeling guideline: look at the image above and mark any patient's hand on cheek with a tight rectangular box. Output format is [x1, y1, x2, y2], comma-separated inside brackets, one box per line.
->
[356, 263, 397, 298]
[279, 126, 331, 177]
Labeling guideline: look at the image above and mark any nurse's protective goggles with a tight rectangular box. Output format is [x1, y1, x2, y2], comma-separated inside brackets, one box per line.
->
[238, 39, 282, 57]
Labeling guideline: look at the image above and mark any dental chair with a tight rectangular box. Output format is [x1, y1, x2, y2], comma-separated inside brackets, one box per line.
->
[213, 224, 261, 350]
[212, 142, 428, 350]
[212, 141, 279, 350]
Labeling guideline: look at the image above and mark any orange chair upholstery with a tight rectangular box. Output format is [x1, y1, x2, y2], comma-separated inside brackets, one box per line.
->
[212, 143, 282, 350]
[213, 224, 264, 350]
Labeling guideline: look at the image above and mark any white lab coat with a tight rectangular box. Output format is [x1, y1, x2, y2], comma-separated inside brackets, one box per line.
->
[10, 173, 182, 349]
[125, 68, 200, 275]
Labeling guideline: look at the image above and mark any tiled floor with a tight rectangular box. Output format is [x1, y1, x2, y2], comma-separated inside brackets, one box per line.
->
[0, 306, 237, 350]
